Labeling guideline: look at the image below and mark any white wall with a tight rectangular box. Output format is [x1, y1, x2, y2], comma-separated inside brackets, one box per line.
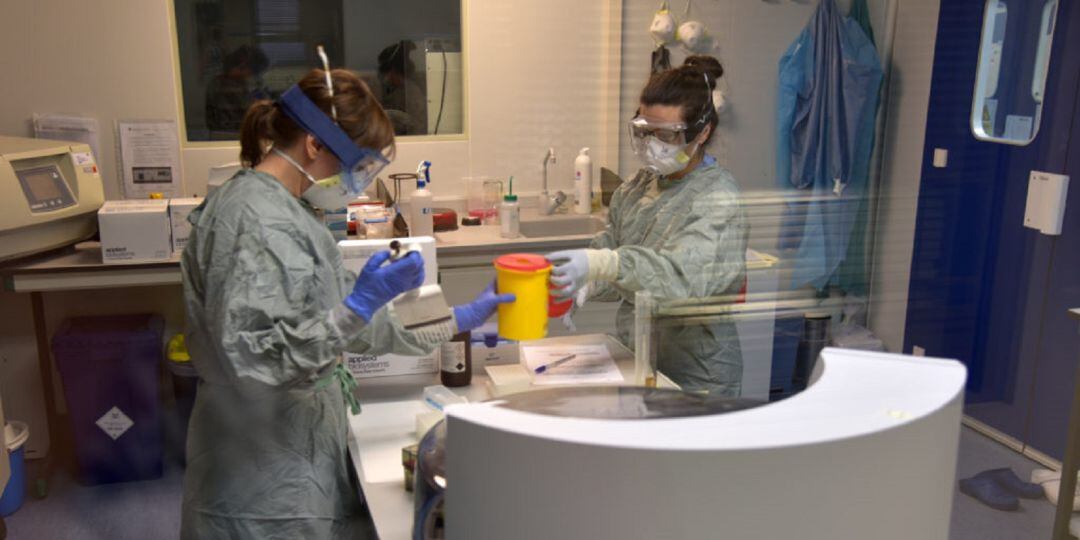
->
[868, 0, 941, 352]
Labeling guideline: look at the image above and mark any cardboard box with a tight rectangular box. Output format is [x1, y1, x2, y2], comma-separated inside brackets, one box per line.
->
[344, 351, 439, 379]
[472, 338, 519, 368]
[98, 200, 171, 264]
[169, 197, 202, 254]
[339, 237, 441, 378]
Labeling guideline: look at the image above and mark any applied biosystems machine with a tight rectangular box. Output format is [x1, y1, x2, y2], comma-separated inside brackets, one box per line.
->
[0, 136, 105, 262]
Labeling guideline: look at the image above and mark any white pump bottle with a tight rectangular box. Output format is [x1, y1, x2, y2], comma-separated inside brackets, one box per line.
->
[573, 147, 593, 215]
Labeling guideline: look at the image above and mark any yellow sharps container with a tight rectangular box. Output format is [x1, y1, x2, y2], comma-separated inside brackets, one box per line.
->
[494, 253, 552, 341]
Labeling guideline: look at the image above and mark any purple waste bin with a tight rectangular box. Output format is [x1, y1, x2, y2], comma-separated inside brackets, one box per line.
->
[52, 314, 164, 485]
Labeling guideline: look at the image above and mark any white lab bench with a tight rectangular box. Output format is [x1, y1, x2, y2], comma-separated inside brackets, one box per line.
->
[347, 334, 639, 540]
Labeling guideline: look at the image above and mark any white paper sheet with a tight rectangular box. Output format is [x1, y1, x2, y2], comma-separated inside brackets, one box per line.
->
[33, 114, 102, 164]
[522, 344, 624, 386]
[117, 120, 182, 198]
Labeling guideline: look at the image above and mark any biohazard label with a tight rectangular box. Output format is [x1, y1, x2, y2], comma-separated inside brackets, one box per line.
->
[96, 406, 134, 440]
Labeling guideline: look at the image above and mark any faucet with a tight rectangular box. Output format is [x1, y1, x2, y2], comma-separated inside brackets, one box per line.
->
[540, 147, 567, 215]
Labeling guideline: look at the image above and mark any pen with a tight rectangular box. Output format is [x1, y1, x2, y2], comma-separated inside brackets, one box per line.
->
[534, 354, 577, 374]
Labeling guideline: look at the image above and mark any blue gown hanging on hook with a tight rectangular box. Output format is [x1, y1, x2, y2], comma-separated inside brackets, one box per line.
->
[835, 0, 879, 296]
[776, 0, 882, 291]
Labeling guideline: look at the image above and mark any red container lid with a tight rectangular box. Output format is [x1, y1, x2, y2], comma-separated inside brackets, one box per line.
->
[495, 253, 551, 272]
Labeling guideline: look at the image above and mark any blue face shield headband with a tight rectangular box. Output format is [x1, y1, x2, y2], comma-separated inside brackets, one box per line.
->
[276, 84, 390, 195]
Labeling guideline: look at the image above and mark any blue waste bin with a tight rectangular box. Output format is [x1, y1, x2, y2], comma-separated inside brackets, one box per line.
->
[53, 314, 164, 485]
[0, 421, 29, 517]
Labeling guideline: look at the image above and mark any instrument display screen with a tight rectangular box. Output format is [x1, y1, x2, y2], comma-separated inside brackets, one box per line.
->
[16, 164, 76, 213]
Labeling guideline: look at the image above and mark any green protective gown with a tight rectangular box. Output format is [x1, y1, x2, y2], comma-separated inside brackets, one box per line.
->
[180, 169, 454, 539]
[591, 160, 748, 396]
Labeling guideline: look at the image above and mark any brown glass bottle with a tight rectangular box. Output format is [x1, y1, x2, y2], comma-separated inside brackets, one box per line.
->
[440, 331, 472, 387]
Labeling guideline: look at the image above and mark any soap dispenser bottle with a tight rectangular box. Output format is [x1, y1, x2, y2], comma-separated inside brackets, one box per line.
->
[574, 147, 593, 215]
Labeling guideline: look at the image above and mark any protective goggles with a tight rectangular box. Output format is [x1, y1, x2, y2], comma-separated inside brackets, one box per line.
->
[629, 73, 716, 155]
[628, 116, 689, 154]
[276, 63, 390, 194]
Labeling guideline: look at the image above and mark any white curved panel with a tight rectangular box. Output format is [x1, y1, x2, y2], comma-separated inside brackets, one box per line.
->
[445, 348, 966, 540]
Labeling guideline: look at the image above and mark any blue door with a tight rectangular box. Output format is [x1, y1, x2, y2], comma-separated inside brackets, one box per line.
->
[904, 0, 1080, 459]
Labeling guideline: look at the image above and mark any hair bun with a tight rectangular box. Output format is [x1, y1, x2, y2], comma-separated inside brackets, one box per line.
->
[683, 55, 724, 88]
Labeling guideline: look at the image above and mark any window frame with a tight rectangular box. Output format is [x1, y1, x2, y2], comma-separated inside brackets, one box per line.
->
[970, 0, 1059, 147]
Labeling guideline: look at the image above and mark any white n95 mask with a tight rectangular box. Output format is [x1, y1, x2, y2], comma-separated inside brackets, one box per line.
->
[678, 20, 711, 54]
[650, 5, 677, 45]
[300, 173, 357, 211]
[640, 138, 696, 176]
[274, 148, 359, 210]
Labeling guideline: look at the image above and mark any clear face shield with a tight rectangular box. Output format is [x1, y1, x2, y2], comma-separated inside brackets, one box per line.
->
[276, 46, 391, 207]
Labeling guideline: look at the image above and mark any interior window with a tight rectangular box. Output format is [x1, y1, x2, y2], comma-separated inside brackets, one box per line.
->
[173, 0, 464, 142]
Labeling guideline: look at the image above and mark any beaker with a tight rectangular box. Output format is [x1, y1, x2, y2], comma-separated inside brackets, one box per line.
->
[467, 177, 503, 225]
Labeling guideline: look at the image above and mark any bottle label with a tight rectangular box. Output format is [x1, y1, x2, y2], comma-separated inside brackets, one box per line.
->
[500, 206, 519, 237]
[441, 342, 467, 373]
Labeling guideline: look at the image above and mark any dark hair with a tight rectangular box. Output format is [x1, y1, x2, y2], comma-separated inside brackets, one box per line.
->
[223, 45, 269, 75]
[239, 69, 395, 167]
[639, 55, 724, 143]
[377, 41, 416, 76]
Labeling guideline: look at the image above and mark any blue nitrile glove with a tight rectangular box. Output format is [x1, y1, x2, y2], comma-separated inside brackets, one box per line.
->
[452, 282, 516, 333]
[344, 250, 424, 322]
[548, 248, 620, 300]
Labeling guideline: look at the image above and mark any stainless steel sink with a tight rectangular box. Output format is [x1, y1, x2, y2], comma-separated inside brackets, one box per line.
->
[519, 215, 606, 238]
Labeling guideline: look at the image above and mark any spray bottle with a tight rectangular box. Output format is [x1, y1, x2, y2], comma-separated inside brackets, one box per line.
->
[410, 160, 434, 237]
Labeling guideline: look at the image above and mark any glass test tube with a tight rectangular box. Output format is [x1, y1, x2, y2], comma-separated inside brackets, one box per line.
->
[634, 290, 658, 387]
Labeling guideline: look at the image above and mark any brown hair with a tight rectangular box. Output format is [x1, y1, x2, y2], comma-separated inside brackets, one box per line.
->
[239, 68, 395, 167]
[640, 55, 724, 143]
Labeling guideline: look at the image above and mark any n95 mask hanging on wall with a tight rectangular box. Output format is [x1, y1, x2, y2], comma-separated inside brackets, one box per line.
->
[678, 20, 713, 54]
[650, 2, 678, 45]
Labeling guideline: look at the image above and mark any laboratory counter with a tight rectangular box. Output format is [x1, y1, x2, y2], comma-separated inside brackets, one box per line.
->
[347, 334, 640, 540]
[0, 215, 598, 293]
